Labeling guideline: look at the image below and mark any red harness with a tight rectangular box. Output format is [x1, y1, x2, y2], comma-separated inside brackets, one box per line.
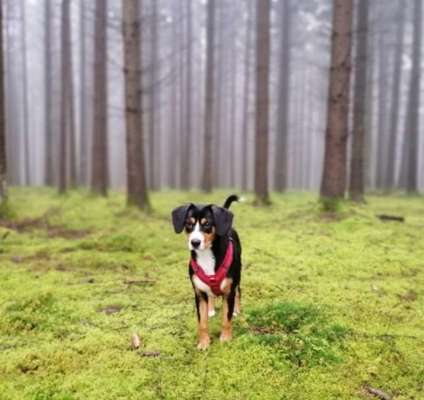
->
[190, 240, 234, 296]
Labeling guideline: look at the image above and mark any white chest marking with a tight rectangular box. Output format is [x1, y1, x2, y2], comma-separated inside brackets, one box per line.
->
[192, 248, 216, 296]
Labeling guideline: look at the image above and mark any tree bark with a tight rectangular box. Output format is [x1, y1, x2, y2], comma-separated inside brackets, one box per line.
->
[0, 0, 7, 205]
[241, 0, 253, 191]
[320, 0, 353, 201]
[148, 0, 159, 190]
[68, 19, 77, 189]
[79, 0, 87, 186]
[91, 0, 108, 196]
[254, 0, 270, 204]
[122, 0, 150, 210]
[181, 0, 192, 189]
[178, 3, 186, 189]
[20, 0, 30, 185]
[385, 0, 405, 189]
[169, 1, 179, 189]
[349, 0, 369, 202]
[44, 0, 54, 186]
[201, 0, 216, 193]
[274, 0, 291, 192]
[402, 0, 422, 193]
[58, 0, 71, 194]
[229, 5, 237, 188]
[375, 26, 388, 189]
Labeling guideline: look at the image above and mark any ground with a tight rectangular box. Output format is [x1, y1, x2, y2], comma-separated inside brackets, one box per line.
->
[0, 188, 423, 400]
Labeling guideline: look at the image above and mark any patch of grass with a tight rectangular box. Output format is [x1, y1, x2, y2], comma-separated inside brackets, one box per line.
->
[0, 199, 16, 219]
[246, 302, 349, 366]
[0, 188, 423, 399]
[2, 292, 77, 336]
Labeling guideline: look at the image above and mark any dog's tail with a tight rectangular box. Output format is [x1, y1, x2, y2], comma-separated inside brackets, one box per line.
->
[223, 194, 239, 209]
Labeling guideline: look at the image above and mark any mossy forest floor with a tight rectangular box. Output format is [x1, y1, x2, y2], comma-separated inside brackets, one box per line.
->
[0, 188, 423, 399]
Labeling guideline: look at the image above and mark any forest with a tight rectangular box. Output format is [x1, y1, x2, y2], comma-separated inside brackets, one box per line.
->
[0, 0, 423, 399]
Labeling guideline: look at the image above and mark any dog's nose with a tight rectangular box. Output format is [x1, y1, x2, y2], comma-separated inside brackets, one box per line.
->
[191, 239, 201, 249]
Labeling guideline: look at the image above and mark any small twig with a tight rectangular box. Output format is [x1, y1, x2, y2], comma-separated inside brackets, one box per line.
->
[364, 385, 392, 400]
[139, 351, 161, 358]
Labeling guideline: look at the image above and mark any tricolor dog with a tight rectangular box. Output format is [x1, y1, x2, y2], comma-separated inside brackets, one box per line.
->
[171, 195, 242, 350]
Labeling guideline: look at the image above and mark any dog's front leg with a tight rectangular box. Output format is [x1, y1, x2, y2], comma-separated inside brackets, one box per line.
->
[220, 290, 236, 343]
[195, 292, 210, 350]
[208, 296, 216, 318]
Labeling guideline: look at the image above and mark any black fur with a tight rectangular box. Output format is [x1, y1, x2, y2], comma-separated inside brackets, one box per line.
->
[171, 203, 193, 233]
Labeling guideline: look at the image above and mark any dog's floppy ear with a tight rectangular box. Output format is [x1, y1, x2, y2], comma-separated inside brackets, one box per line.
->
[211, 206, 233, 236]
[171, 204, 193, 233]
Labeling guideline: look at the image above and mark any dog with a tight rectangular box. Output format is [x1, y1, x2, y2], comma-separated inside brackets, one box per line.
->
[172, 195, 242, 350]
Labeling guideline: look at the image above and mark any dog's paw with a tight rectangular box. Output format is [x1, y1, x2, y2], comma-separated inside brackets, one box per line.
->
[208, 309, 216, 318]
[197, 337, 211, 350]
[232, 311, 238, 318]
[219, 331, 232, 343]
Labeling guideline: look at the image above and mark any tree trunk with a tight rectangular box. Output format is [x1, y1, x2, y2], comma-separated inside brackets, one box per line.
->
[149, 0, 159, 190]
[169, 1, 179, 189]
[91, 0, 108, 196]
[402, 0, 422, 193]
[181, 0, 192, 189]
[385, 0, 405, 189]
[349, 0, 369, 202]
[0, 0, 7, 205]
[254, 0, 270, 205]
[44, 0, 54, 186]
[241, 0, 253, 191]
[229, 6, 237, 188]
[79, 0, 87, 186]
[20, 0, 29, 185]
[58, 0, 71, 194]
[122, 0, 150, 210]
[178, 3, 186, 189]
[320, 0, 353, 201]
[201, 0, 215, 193]
[68, 23, 77, 188]
[274, 0, 291, 192]
[375, 27, 388, 190]
[213, 3, 224, 187]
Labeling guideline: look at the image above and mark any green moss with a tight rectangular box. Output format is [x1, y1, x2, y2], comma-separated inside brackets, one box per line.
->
[0, 188, 423, 399]
[245, 302, 349, 366]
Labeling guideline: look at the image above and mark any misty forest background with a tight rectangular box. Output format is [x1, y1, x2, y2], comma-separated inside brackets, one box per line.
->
[0, 0, 423, 210]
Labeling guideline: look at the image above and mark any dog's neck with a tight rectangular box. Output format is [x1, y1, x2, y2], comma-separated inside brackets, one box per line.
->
[191, 235, 229, 273]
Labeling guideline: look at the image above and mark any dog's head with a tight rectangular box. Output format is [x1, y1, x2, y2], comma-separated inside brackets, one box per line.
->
[171, 204, 233, 251]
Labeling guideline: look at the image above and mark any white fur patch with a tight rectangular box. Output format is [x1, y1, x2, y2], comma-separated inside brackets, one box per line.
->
[192, 248, 216, 296]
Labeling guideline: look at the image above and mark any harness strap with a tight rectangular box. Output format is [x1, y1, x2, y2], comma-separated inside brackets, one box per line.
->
[190, 240, 234, 296]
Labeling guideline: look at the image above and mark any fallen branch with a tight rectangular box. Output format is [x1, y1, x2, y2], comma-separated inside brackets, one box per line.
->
[377, 214, 405, 223]
[364, 385, 392, 400]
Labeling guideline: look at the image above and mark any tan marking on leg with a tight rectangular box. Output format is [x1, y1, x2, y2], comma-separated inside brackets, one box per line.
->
[208, 296, 216, 318]
[220, 296, 232, 343]
[197, 298, 210, 350]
